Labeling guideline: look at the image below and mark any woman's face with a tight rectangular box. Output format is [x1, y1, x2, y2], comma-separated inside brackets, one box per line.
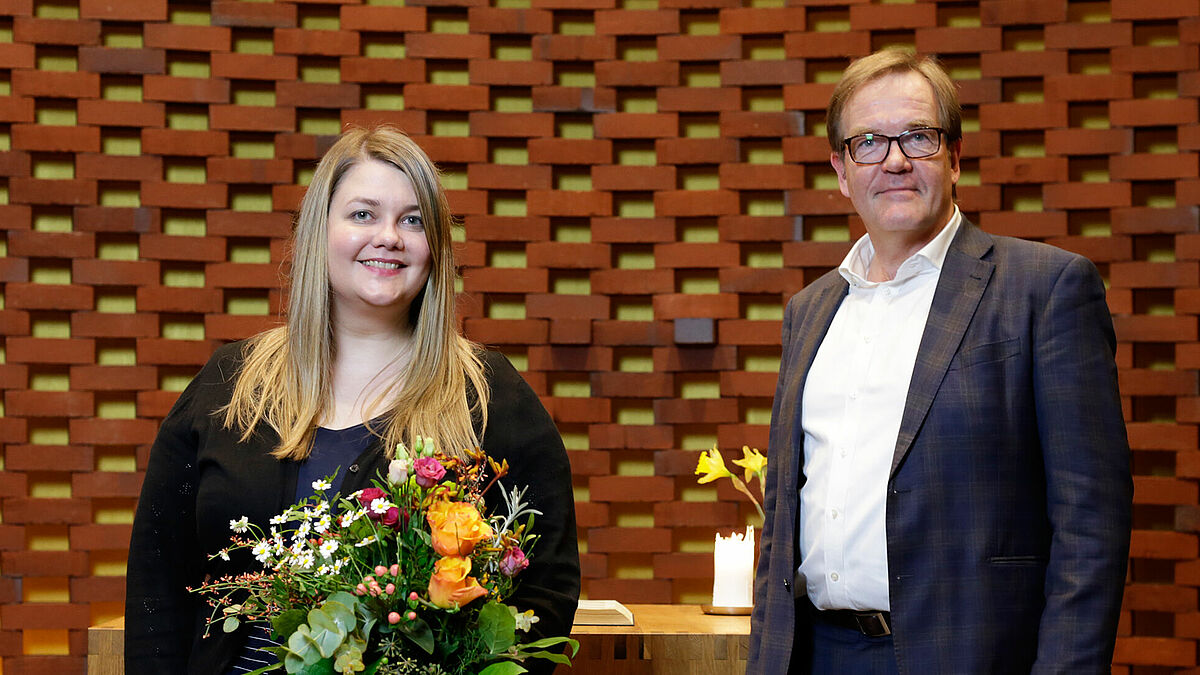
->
[326, 158, 433, 324]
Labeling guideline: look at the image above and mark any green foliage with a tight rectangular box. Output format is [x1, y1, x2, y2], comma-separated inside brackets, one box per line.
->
[477, 602, 516, 655]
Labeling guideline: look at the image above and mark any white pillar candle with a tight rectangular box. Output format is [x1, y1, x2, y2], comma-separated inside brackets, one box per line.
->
[712, 525, 755, 607]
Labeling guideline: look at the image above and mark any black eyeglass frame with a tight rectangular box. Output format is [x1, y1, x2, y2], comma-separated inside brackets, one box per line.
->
[841, 127, 947, 165]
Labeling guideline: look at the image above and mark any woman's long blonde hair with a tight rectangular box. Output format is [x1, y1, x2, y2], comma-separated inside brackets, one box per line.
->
[222, 125, 489, 460]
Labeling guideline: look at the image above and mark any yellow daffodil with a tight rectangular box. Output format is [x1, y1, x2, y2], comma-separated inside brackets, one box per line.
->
[695, 445, 767, 520]
[695, 447, 732, 484]
[731, 446, 767, 484]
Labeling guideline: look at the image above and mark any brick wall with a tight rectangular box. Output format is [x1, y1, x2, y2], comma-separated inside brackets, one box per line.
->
[0, 0, 1197, 672]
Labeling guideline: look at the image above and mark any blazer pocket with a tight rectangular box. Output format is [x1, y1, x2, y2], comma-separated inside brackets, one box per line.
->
[988, 555, 1046, 567]
[949, 337, 1021, 371]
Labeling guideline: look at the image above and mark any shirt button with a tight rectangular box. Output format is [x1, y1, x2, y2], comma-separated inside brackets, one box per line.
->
[349, 464, 359, 473]
[830, 509, 839, 520]
[830, 572, 839, 582]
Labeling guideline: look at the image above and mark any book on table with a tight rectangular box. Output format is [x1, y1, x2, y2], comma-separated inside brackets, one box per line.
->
[573, 599, 634, 626]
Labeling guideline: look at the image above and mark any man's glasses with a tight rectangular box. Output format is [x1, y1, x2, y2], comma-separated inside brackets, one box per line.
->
[842, 127, 945, 165]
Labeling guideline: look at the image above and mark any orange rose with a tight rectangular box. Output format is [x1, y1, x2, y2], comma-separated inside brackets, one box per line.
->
[428, 556, 488, 609]
[426, 500, 493, 557]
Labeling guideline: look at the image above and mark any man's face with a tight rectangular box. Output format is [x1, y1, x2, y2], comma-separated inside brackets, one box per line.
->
[830, 70, 961, 241]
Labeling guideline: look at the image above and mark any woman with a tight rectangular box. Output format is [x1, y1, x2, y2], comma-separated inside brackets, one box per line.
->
[125, 126, 580, 674]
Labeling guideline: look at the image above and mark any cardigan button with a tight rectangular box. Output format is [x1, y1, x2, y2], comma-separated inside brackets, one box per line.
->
[349, 464, 359, 473]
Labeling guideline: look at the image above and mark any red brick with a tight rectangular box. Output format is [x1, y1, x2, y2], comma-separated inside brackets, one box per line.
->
[72, 311, 158, 338]
[595, 60, 678, 88]
[915, 27, 1003, 54]
[141, 181, 227, 209]
[70, 365, 157, 391]
[722, 59, 805, 87]
[527, 190, 611, 217]
[654, 190, 738, 217]
[0, 42, 35, 69]
[10, 124, 100, 153]
[404, 84, 489, 112]
[8, 230, 95, 259]
[532, 35, 615, 61]
[1045, 21, 1132, 49]
[719, 163, 803, 190]
[0, 96, 35, 123]
[720, 6, 803, 34]
[979, 156, 1068, 184]
[341, 57, 424, 84]
[590, 476, 674, 503]
[12, 17, 100, 46]
[525, 294, 609, 320]
[209, 104, 296, 133]
[658, 87, 739, 113]
[1110, 153, 1198, 181]
[585, 579, 671, 605]
[719, 268, 804, 294]
[3, 498, 90, 525]
[591, 218, 676, 243]
[980, 0, 1067, 24]
[9, 177, 97, 206]
[71, 526, 134, 554]
[1044, 74, 1132, 102]
[274, 28, 357, 56]
[141, 128, 229, 157]
[1114, 45, 1199, 74]
[1111, 99, 1197, 127]
[658, 35, 739, 61]
[652, 293, 738, 320]
[206, 210, 293, 239]
[4, 391, 92, 418]
[74, 206, 159, 233]
[211, 52, 296, 81]
[655, 242, 738, 269]
[656, 138, 738, 164]
[462, 319, 549, 345]
[1111, 0, 1200, 19]
[77, 99, 165, 129]
[978, 102, 1068, 130]
[595, 9, 678, 35]
[1044, 128, 1131, 156]
[982, 50, 1068, 79]
[143, 23, 231, 52]
[466, 7, 550, 34]
[5, 282, 92, 310]
[979, 211, 1067, 240]
[653, 398, 737, 424]
[341, 5, 426, 32]
[73, 471, 145, 498]
[467, 59, 552, 87]
[0, 602, 90, 629]
[143, 74, 229, 104]
[78, 46, 165, 74]
[591, 165, 673, 192]
[782, 83, 837, 111]
[212, 0, 296, 28]
[206, 158, 292, 184]
[1, 551, 87, 577]
[206, 262, 279, 289]
[1043, 182, 1132, 210]
[785, 30, 871, 59]
[1114, 637, 1195, 667]
[528, 138, 611, 165]
[80, 0, 166, 20]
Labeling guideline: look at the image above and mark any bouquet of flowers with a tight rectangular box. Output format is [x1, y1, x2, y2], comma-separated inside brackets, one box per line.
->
[192, 437, 578, 675]
[694, 445, 767, 519]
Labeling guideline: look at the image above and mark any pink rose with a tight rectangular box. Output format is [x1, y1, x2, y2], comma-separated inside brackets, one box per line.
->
[499, 546, 529, 578]
[414, 457, 446, 488]
[357, 487, 386, 507]
[381, 506, 408, 530]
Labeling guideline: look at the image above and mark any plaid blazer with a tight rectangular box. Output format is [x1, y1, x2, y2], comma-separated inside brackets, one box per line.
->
[747, 221, 1131, 674]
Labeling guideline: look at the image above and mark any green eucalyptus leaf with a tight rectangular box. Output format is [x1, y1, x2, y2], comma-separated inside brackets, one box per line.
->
[477, 601, 517, 655]
[288, 625, 322, 664]
[477, 662, 527, 675]
[273, 609, 307, 640]
[222, 616, 241, 633]
[320, 599, 357, 636]
[307, 607, 349, 659]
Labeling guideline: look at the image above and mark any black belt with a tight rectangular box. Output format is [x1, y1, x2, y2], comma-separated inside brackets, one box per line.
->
[806, 600, 892, 637]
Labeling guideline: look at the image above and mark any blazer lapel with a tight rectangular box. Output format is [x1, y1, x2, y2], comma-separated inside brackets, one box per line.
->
[890, 221, 996, 477]
[787, 275, 850, 475]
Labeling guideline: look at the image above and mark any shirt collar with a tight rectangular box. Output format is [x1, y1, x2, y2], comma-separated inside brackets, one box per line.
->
[838, 205, 962, 287]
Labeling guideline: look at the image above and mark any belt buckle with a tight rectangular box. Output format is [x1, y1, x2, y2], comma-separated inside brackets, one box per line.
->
[854, 611, 891, 637]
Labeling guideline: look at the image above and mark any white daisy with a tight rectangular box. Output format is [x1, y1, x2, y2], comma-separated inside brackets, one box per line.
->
[369, 498, 392, 515]
[314, 515, 333, 534]
[218, 549, 231, 562]
[318, 539, 339, 559]
[269, 514, 288, 525]
[252, 541, 272, 564]
[312, 478, 332, 491]
[354, 535, 378, 548]
[229, 516, 249, 533]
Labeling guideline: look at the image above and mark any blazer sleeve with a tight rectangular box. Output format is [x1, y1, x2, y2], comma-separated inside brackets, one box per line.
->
[748, 292, 800, 670]
[124, 374, 206, 672]
[479, 351, 581, 675]
[1032, 255, 1132, 672]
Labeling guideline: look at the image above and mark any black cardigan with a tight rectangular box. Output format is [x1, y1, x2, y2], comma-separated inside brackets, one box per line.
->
[125, 342, 580, 675]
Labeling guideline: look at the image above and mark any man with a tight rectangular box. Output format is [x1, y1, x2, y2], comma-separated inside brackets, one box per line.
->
[748, 49, 1131, 674]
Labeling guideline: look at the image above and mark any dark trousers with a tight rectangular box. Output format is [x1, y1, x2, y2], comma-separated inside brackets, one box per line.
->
[790, 602, 900, 674]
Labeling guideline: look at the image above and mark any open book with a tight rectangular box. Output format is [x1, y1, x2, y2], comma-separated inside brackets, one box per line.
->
[573, 599, 635, 626]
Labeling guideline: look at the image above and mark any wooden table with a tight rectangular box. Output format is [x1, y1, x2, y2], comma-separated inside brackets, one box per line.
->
[88, 605, 750, 675]
[564, 604, 749, 675]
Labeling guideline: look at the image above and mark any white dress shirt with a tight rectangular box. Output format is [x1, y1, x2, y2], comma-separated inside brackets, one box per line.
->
[798, 207, 962, 611]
